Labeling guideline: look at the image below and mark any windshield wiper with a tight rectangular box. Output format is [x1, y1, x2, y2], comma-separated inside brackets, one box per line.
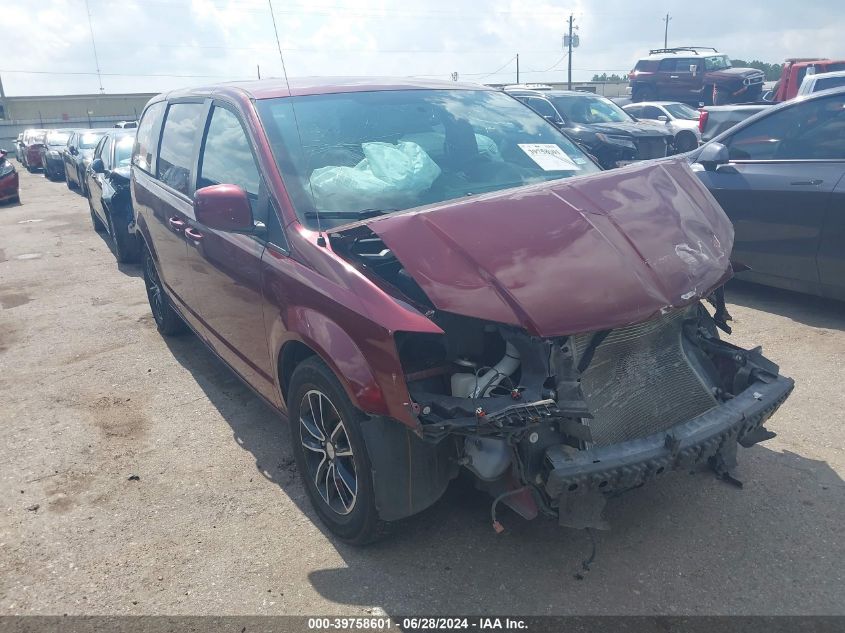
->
[304, 208, 398, 221]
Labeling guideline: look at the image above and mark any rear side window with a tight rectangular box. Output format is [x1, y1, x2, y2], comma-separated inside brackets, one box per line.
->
[157, 102, 206, 195]
[133, 101, 166, 174]
[198, 106, 260, 195]
[726, 93, 845, 160]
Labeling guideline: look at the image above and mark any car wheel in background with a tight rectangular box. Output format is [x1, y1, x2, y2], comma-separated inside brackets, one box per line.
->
[142, 246, 186, 336]
[288, 356, 391, 545]
[107, 211, 139, 264]
[65, 167, 76, 189]
[674, 131, 698, 153]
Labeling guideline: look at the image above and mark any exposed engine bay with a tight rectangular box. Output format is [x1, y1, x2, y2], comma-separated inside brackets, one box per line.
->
[331, 227, 794, 531]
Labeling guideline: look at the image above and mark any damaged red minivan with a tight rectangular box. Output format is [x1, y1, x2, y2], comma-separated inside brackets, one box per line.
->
[131, 78, 793, 543]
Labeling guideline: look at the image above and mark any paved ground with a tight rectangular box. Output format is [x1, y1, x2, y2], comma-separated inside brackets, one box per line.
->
[0, 169, 843, 616]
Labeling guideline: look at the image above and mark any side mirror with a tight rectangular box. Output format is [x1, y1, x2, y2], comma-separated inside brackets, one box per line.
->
[657, 115, 669, 122]
[697, 142, 730, 171]
[91, 158, 105, 174]
[0, 149, 7, 159]
[70, 146, 78, 155]
[194, 184, 253, 232]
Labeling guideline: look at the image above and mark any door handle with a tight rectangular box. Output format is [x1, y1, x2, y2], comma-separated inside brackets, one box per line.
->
[669, 75, 679, 79]
[167, 216, 185, 231]
[790, 179, 823, 186]
[184, 227, 204, 242]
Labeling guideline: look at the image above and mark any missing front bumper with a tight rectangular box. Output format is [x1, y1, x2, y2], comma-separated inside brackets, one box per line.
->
[544, 375, 794, 527]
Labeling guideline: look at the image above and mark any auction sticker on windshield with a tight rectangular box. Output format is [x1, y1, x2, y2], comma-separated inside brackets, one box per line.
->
[518, 143, 580, 171]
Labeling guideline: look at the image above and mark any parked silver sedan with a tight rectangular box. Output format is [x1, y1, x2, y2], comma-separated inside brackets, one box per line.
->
[624, 101, 701, 152]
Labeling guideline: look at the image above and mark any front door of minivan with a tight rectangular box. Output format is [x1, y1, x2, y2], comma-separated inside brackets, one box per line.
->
[182, 102, 277, 404]
[138, 100, 207, 311]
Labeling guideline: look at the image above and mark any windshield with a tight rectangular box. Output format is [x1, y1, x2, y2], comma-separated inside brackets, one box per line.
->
[549, 95, 632, 124]
[114, 137, 134, 166]
[663, 103, 700, 120]
[80, 133, 102, 149]
[704, 55, 731, 71]
[256, 89, 599, 229]
[815, 76, 845, 92]
[47, 132, 70, 146]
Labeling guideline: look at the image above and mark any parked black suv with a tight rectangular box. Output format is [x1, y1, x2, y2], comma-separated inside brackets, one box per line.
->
[508, 89, 675, 169]
[628, 47, 765, 105]
[86, 130, 139, 263]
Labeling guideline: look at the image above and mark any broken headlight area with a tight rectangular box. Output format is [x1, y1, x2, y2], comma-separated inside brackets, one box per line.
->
[397, 296, 793, 531]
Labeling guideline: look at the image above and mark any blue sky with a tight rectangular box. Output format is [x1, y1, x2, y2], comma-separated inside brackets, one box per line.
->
[2, 0, 843, 96]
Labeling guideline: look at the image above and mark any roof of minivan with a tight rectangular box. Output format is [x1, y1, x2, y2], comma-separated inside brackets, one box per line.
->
[156, 76, 494, 102]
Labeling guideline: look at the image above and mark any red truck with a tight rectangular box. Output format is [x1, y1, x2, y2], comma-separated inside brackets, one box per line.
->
[772, 58, 845, 102]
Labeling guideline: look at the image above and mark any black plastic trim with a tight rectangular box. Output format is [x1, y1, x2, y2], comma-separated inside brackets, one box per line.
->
[545, 375, 794, 498]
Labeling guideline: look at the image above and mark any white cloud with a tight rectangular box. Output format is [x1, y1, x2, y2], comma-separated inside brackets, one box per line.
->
[1, 0, 843, 95]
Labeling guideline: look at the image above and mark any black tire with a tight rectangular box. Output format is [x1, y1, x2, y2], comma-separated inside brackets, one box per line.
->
[107, 210, 139, 264]
[633, 86, 656, 102]
[66, 168, 77, 189]
[288, 356, 391, 544]
[674, 131, 698, 153]
[142, 245, 186, 336]
[26, 164, 35, 173]
[89, 196, 106, 232]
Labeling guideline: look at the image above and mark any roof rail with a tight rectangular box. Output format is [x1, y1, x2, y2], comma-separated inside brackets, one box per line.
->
[648, 46, 719, 55]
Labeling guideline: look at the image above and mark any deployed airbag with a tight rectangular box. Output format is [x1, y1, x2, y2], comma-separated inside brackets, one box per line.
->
[309, 141, 441, 212]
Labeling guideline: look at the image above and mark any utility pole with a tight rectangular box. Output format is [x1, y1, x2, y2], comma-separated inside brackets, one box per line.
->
[567, 14, 574, 90]
[516, 54, 519, 84]
[663, 13, 672, 49]
[0, 73, 8, 121]
[257, 64, 261, 79]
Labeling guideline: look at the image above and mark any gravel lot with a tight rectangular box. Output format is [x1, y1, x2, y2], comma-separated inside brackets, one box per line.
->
[1, 169, 843, 616]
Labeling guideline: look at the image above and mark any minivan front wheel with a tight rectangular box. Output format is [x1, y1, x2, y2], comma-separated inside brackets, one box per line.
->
[142, 246, 186, 336]
[288, 356, 390, 544]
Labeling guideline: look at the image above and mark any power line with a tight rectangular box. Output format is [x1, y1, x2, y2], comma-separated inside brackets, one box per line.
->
[0, 69, 238, 79]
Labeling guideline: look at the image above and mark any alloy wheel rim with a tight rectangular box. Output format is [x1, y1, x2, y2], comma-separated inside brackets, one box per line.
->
[299, 389, 357, 515]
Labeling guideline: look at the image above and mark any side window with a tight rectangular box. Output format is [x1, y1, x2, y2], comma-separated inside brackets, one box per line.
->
[198, 106, 260, 196]
[658, 58, 676, 72]
[524, 97, 560, 122]
[726, 94, 845, 161]
[157, 102, 206, 195]
[98, 136, 112, 163]
[626, 106, 642, 118]
[642, 106, 663, 119]
[133, 101, 166, 174]
[675, 59, 695, 73]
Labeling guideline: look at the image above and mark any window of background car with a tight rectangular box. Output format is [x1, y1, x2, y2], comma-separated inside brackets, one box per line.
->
[47, 131, 70, 146]
[521, 97, 561, 122]
[256, 89, 598, 229]
[726, 94, 845, 160]
[640, 105, 664, 119]
[664, 103, 699, 120]
[113, 136, 134, 168]
[704, 55, 730, 71]
[100, 137, 113, 166]
[157, 102, 206, 195]
[133, 101, 166, 174]
[79, 133, 102, 149]
[815, 77, 845, 93]
[549, 94, 631, 124]
[198, 106, 260, 196]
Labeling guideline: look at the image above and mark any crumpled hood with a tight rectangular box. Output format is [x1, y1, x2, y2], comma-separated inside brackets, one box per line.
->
[348, 159, 733, 337]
